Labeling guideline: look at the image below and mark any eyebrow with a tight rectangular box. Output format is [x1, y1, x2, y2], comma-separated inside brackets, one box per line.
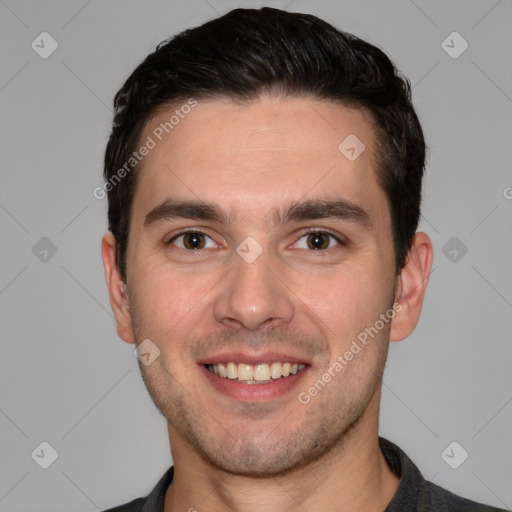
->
[143, 198, 372, 230]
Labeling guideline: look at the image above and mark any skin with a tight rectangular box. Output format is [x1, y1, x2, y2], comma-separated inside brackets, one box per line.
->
[102, 96, 433, 512]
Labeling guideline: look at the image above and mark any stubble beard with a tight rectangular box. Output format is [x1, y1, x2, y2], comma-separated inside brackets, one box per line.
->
[136, 329, 390, 479]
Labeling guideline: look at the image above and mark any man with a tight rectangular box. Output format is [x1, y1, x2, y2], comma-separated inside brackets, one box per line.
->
[100, 7, 505, 512]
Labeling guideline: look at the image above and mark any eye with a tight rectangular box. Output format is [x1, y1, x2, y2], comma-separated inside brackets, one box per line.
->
[293, 231, 342, 250]
[167, 231, 218, 250]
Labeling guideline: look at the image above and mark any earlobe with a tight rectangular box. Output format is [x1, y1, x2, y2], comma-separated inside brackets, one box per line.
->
[389, 232, 433, 342]
[101, 232, 136, 344]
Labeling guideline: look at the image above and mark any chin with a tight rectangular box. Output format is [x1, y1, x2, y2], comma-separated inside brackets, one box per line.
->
[189, 412, 362, 479]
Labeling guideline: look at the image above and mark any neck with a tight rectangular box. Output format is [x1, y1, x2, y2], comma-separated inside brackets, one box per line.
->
[164, 392, 399, 512]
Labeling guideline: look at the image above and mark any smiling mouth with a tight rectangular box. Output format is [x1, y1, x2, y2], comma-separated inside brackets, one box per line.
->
[205, 362, 307, 384]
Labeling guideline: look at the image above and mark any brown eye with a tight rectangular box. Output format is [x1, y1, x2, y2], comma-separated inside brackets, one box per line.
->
[306, 232, 331, 250]
[168, 231, 217, 250]
[182, 232, 206, 249]
[293, 231, 342, 251]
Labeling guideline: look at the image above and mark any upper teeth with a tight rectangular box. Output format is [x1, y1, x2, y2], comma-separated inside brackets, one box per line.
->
[207, 362, 306, 381]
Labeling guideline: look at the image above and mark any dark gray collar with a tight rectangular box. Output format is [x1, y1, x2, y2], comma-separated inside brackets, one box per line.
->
[138, 437, 502, 511]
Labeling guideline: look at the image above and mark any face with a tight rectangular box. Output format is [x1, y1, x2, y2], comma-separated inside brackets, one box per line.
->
[112, 96, 401, 476]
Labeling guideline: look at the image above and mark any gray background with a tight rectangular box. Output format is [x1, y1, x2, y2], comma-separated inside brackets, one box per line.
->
[1, 0, 511, 510]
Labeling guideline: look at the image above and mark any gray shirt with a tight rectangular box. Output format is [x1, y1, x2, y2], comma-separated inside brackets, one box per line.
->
[103, 437, 508, 511]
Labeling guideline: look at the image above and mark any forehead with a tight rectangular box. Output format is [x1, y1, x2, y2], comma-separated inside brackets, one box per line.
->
[131, 96, 387, 228]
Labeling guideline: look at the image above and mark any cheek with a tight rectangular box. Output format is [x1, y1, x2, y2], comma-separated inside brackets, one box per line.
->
[296, 264, 392, 347]
[130, 262, 216, 340]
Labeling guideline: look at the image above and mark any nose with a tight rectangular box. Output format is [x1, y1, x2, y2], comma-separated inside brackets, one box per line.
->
[212, 249, 295, 331]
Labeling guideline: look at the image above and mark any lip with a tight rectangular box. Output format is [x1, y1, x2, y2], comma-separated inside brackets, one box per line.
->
[198, 352, 312, 366]
[199, 362, 310, 402]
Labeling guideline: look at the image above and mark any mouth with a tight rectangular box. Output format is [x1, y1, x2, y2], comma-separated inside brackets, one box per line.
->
[199, 356, 311, 402]
[205, 361, 307, 384]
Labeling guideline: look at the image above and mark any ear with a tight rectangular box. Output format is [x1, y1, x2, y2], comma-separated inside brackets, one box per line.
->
[390, 232, 433, 342]
[101, 232, 136, 344]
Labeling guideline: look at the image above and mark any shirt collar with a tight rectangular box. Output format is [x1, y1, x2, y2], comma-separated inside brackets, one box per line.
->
[140, 437, 423, 511]
[380, 436, 423, 511]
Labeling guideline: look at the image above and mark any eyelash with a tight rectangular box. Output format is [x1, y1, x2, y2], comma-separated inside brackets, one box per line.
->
[165, 228, 345, 251]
